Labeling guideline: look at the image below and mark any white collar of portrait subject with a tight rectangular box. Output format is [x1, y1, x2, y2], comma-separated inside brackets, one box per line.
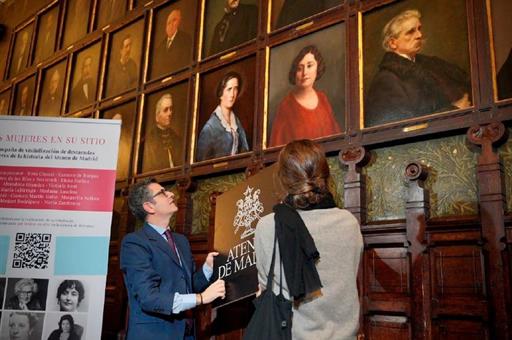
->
[214, 105, 238, 133]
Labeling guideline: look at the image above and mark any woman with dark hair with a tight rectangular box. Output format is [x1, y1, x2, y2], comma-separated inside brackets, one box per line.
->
[254, 139, 362, 339]
[47, 314, 80, 340]
[196, 71, 249, 161]
[269, 45, 341, 147]
[56, 280, 85, 312]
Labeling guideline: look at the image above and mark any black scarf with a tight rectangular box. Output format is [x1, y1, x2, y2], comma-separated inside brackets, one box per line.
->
[273, 192, 336, 299]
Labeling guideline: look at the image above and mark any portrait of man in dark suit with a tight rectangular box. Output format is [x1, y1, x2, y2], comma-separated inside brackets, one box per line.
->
[68, 43, 100, 113]
[106, 20, 143, 97]
[34, 6, 58, 63]
[102, 101, 137, 180]
[0, 90, 10, 115]
[14, 77, 35, 116]
[8, 25, 33, 78]
[364, 4, 471, 127]
[206, 0, 258, 57]
[63, 0, 91, 47]
[96, 0, 127, 29]
[141, 86, 187, 173]
[38, 61, 66, 116]
[150, 2, 196, 79]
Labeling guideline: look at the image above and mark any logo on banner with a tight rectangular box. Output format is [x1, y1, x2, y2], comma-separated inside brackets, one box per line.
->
[233, 186, 264, 239]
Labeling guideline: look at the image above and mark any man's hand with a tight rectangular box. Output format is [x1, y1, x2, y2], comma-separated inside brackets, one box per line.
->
[201, 279, 226, 304]
[205, 251, 219, 269]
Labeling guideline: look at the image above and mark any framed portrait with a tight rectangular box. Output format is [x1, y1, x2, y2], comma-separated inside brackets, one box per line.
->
[194, 56, 256, 162]
[101, 100, 138, 180]
[33, 4, 59, 64]
[3, 278, 48, 311]
[7, 22, 34, 78]
[490, 0, 512, 100]
[148, 0, 197, 80]
[266, 23, 345, 148]
[13, 75, 36, 116]
[67, 42, 101, 113]
[46, 278, 90, 312]
[42, 312, 88, 340]
[95, 0, 128, 29]
[105, 19, 144, 98]
[37, 60, 67, 116]
[202, 0, 258, 58]
[140, 81, 189, 173]
[62, 0, 91, 47]
[271, 0, 339, 30]
[362, 0, 472, 128]
[0, 88, 11, 115]
[0, 311, 44, 340]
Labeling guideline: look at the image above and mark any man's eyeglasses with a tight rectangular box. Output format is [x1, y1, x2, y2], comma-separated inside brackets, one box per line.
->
[152, 188, 167, 198]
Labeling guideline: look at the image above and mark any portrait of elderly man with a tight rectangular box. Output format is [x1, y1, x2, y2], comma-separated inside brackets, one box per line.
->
[365, 9, 471, 127]
[152, 7, 193, 78]
[208, 0, 257, 56]
[107, 34, 138, 96]
[142, 93, 184, 172]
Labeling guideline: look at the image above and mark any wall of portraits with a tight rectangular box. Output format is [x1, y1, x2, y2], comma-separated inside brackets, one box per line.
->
[0, 0, 509, 179]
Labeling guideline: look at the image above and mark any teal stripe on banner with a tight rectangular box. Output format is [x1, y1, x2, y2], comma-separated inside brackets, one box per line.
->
[0, 236, 9, 274]
[55, 237, 109, 275]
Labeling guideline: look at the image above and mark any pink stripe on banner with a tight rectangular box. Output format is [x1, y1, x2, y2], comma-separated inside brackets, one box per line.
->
[0, 166, 116, 212]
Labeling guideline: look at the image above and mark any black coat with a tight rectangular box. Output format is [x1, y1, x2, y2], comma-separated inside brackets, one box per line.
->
[152, 30, 193, 78]
[209, 4, 257, 56]
[365, 52, 470, 127]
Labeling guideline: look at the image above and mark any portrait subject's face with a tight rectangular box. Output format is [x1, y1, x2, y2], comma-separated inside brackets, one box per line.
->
[49, 70, 61, 95]
[295, 52, 318, 89]
[156, 97, 173, 129]
[9, 314, 31, 340]
[219, 77, 239, 111]
[120, 37, 132, 63]
[389, 17, 423, 58]
[166, 10, 182, 38]
[226, 0, 240, 11]
[59, 287, 80, 311]
[81, 57, 93, 80]
[61, 319, 71, 333]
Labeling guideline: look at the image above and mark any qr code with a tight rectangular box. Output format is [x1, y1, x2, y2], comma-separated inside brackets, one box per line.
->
[12, 233, 51, 269]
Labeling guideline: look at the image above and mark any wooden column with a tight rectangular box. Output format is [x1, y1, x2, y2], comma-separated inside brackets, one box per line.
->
[467, 122, 510, 340]
[404, 162, 431, 340]
[175, 176, 195, 235]
[339, 145, 370, 224]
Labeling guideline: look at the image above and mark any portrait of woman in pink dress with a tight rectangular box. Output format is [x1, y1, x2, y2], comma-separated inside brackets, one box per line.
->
[269, 45, 341, 147]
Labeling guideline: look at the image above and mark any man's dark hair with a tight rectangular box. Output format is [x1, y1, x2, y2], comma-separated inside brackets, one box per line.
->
[128, 178, 157, 221]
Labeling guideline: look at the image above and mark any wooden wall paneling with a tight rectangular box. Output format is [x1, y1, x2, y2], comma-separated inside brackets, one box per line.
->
[404, 161, 431, 339]
[467, 121, 510, 339]
[365, 315, 410, 340]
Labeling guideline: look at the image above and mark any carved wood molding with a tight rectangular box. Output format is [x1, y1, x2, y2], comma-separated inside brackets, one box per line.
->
[467, 121, 508, 164]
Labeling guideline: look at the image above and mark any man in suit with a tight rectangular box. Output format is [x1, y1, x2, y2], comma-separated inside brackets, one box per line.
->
[16, 85, 30, 116]
[120, 178, 225, 340]
[209, 0, 257, 56]
[153, 8, 193, 78]
[70, 55, 96, 112]
[107, 34, 138, 96]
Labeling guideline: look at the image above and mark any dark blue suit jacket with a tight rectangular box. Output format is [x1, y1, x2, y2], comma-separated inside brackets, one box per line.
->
[120, 223, 209, 339]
